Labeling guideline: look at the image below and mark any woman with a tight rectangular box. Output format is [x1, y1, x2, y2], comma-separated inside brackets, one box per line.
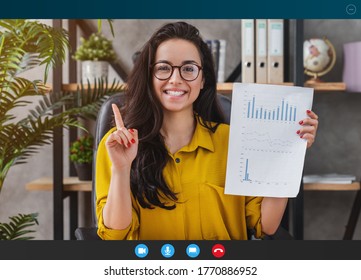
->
[95, 21, 318, 240]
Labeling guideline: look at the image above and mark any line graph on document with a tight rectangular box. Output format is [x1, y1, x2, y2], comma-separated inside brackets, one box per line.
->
[239, 128, 294, 153]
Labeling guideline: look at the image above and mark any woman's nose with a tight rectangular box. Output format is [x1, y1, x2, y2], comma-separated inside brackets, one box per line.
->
[168, 67, 182, 83]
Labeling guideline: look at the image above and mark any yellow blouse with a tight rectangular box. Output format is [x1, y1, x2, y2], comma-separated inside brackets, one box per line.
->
[96, 119, 263, 240]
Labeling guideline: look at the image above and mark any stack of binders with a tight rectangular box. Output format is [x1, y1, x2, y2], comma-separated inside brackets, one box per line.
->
[241, 19, 284, 84]
[205, 39, 227, 83]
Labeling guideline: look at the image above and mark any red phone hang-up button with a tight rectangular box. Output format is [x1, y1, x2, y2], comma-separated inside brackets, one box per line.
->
[212, 244, 225, 258]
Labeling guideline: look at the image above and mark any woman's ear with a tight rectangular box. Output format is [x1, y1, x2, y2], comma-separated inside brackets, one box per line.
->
[201, 78, 205, 89]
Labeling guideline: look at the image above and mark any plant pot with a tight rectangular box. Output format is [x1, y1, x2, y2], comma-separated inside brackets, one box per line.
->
[74, 162, 93, 181]
[81, 60, 109, 82]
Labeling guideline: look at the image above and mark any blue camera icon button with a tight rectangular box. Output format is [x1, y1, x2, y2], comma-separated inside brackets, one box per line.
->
[135, 244, 149, 258]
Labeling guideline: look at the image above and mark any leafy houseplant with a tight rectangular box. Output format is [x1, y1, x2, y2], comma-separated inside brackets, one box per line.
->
[73, 32, 116, 62]
[73, 32, 117, 82]
[69, 135, 94, 181]
[70, 135, 94, 164]
[0, 19, 124, 239]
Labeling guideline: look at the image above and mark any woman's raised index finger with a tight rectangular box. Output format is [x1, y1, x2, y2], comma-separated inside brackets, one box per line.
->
[112, 103, 124, 130]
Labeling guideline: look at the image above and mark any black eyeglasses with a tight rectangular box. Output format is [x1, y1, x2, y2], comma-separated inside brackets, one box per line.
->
[152, 62, 202, 81]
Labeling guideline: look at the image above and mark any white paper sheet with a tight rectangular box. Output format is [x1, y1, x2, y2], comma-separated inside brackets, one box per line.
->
[303, 174, 356, 184]
[225, 83, 314, 197]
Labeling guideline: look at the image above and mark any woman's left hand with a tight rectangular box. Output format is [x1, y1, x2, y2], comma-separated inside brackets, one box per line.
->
[297, 110, 319, 148]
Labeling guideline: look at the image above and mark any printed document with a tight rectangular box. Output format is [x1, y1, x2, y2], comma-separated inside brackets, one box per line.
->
[225, 83, 314, 197]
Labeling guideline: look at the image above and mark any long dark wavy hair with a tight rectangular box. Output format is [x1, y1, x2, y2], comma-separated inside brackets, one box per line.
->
[122, 21, 225, 209]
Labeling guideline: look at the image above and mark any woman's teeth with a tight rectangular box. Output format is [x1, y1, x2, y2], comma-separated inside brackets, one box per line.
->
[165, 90, 185, 97]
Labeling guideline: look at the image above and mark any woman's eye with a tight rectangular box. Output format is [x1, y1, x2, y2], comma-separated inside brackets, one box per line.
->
[182, 65, 195, 72]
[157, 65, 171, 71]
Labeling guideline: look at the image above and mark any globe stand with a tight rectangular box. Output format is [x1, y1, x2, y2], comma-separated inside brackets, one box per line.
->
[305, 75, 324, 85]
[304, 70, 331, 85]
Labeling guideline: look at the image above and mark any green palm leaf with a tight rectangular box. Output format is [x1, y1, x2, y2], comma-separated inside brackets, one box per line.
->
[0, 213, 39, 240]
[0, 19, 125, 197]
[65, 78, 125, 119]
[0, 19, 69, 83]
[0, 78, 48, 125]
[0, 78, 125, 192]
[0, 19, 125, 239]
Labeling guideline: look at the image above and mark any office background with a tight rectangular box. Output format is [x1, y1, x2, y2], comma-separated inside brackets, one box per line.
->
[0, 19, 361, 240]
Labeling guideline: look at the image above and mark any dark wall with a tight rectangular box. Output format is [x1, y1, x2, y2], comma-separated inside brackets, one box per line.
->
[302, 20, 361, 178]
[304, 92, 361, 179]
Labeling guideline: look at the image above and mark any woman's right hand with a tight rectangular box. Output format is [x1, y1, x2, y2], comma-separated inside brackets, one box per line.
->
[105, 104, 138, 170]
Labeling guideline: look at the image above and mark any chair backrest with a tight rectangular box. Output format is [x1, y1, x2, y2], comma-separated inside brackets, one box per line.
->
[91, 93, 126, 226]
[90, 93, 232, 226]
[217, 94, 232, 124]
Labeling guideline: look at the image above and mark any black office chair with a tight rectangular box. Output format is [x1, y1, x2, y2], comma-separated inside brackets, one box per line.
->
[75, 92, 292, 240]
[75, 93, 125, 240]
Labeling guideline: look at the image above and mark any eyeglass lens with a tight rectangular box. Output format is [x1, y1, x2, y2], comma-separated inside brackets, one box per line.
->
[153, 63, 200, 81]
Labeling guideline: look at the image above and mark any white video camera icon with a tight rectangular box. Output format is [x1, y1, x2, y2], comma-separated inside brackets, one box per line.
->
[137, 247, 147, 254]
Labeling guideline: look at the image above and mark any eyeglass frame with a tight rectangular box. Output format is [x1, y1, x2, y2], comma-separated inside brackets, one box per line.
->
[151, 62, 203, 82]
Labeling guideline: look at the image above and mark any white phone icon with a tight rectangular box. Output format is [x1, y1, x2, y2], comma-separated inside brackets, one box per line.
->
[213, 248, 224, 253]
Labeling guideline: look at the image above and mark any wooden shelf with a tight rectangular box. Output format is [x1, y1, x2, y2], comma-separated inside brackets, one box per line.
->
[217, 83, 293, 94]
[26, 177, 359, 193]
[26, 177, 91, 192]
[61, 83, 127, 92]
[304, 182, 360, 191]
[58, 82, 345, 95]
[304, 81, 346, 91]
[217, 82, 345, 95]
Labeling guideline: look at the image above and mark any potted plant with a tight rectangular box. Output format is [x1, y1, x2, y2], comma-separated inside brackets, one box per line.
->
[69, 135, 94, 181]
[73, 32, 117, 82]
[0, 19, 124, 239]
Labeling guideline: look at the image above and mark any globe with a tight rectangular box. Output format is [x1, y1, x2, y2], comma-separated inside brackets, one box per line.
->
[303, 37, 336, 82]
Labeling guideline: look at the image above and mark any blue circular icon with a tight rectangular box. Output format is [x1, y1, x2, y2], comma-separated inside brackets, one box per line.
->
[346, 4, 357, 15]
[135, 244, 149, 258]
[186, 244, 200, 258]
[161, 244, 175, 258]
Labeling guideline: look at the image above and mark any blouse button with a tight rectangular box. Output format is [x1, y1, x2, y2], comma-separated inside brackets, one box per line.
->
[175, 158, 181, 163]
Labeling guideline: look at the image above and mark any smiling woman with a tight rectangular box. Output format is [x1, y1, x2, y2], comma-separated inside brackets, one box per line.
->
[152, 38, 204, 115]
[94, 21, 318, 240]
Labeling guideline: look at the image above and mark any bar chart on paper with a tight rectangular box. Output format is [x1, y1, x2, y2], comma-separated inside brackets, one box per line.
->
[225, 83, 314, 197]
[246, 95, 298, 122]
